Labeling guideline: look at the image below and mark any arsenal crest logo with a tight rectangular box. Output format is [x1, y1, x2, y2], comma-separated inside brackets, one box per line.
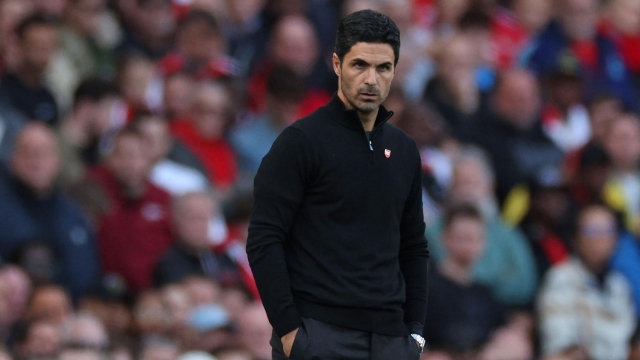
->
[384, 149, 391, 158]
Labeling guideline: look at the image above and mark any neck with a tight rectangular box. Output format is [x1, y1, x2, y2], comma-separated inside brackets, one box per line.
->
[337, 89, 378, 131]
[439, 258, 473, 286]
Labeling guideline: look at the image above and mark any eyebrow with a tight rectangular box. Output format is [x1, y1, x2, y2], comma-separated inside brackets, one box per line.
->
[350, 58, 393, 67]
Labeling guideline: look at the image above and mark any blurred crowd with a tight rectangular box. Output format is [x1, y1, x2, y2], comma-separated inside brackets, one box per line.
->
[1, 0, 640, 359]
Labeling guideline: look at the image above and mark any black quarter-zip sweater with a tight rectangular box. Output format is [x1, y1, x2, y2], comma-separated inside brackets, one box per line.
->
[246, 94, 429, 339]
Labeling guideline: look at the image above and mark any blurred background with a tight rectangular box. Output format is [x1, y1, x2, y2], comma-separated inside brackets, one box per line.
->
[1, 0, 640, 359]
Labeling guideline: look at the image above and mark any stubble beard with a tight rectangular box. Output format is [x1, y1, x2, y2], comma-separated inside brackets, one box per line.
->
[341, 77, 382, 114]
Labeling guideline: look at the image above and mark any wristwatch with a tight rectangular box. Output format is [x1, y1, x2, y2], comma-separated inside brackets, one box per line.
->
[411, 333, 426, 353]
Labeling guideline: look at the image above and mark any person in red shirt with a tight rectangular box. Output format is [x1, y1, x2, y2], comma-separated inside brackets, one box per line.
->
[87, 127, 173, 293]
[171, 82, 238, 190]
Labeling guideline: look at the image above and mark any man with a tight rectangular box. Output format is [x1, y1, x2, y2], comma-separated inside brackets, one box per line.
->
[247, 10, 428, 360]
[523, 0, 637, 109]
[0, 13, 59, 125]
[461, 69, 563, 204]
[0, 124, 100, 299]
[88, 128, 173, 292]
[154, 192, 242, 288]
[537, 205, 636, 360]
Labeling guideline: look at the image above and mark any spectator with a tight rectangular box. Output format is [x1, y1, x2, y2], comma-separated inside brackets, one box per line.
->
[181, 276, 221, 307]
[116, 0, 175, 60]
[0, 13, 59, 126]
[0, 124, 100, 299]
[137, 336, 178, 360]
[0, 266, 31, 342]
[462, 69, 563, 203]
[163, 73, 195, 122]
[540, 52, 591, 153]
[47, 0, 121, 112]
[491, 0, 551, 69]
[223, 0, 270, 77]
[132, 114, 209, 196]
[518, 166, 573, 277]
[158, 10, 237, 80]
[171, 83, 238, 190]
[26, 285, 73, 327]
[132, 291, 171, 337]
[426, 148, 538, 306]
[15, 319, 61, 360]
[57, 78, 125, 188]
[88, 127, 173, 292]
[186, 304, 234, 353]
[237, 304, 271, 360]
[59, 313, 109, 351]
[523, 0, 637, 109]
[116, 55, 163, 115]
[154, 192, 242, 288]
[247, 15, 332, 117]
[600, 0, 640, 90]
[423, 204, 510, 356]
[603, 114, 640, 234]
[423, 34, 491, 139]
[0, 0, 34, 74]
[537, 205, 636, 360]
[230, 66, 304, 175]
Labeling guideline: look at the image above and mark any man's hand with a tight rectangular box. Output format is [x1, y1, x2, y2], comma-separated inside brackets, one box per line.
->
[281, 328, 299, 358]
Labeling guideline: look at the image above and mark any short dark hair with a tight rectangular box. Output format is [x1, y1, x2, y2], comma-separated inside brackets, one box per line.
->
[444, 203, 483, 229]
[73, 78, 120, 108]
[15, 13, 58, 40]
[334, 10, 401, 66]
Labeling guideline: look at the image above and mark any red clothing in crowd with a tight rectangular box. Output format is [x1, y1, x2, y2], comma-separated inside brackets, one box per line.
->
[600, 21, 640, 73]
[491, 8, 530, 69]
[89, 166, 174, 292]
[158, 52, 239, 80]
[246, 64, 331, 119]
[171, 120, 238, 189]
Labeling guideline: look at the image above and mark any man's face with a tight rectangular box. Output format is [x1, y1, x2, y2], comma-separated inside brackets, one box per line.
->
[106, 134, 149, 192]
[561, 0, 599, 40]
[333, 42, 395, 114]
[12, 127, 60, 193]
[576, 208, 617, 271]
[175, 195, 214, 249]
[21, 25, 58, 75]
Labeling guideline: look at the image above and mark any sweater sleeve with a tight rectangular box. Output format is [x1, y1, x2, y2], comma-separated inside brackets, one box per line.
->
[399, 149, 429, 336]
[246, 127, 312, 337]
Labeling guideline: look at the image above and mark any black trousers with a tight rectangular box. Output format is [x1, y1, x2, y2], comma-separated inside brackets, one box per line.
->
[271, 317, 421, 360]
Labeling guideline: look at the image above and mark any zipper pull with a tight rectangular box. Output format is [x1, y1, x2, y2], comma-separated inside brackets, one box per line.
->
[369, 141, 373, 151]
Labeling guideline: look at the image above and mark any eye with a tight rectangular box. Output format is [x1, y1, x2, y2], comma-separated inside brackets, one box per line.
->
[354, 62, 364, 69]
[378, 64, 391, 71]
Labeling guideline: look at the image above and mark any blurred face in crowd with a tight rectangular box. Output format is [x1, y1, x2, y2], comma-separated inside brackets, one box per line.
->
[333, 42, 395, 116]
[32, 0, 68, 17]
[160, 285, 192, 325]
[136, 116, 172, 164]
[493, 70, 541, 130]
[450, 157, 493, 204]
[604, 114, 640, 171]
[271, 16, 319, 77]
[61, 315, 109, 351]
[177, 18, 222, 63]
[560, 0, 599, 40]
[66, 0, 106, 37]
[219, 287, 251, 322]
[19, 23, 58, 76]
[118, 57, 159, 110]
[238, 304, 272, 360]
[575, 206, 617, 273]
[589, 97, 622, 144]
[436, 0, 470, 25]
[174, 193, 215, 249]
[136, 0, 175, 40]
[513, 0, 551, 33]
[227, 0, 265, 24]
[0, 266, 32, 324]
[28, 286, 72, 326]
[134, 291, 171, 335]
[547, 75, 583, 111]
[342, 0, 381, 16]
[182, 277, 220, 306]
[106, 132, 150, 195]
[443, 215, 485, 268]
[58, 349, 103, 360]
[0, 0, 32, 37]
[11, 124, 61, 196]
[190, 84, 229, 140]
[20, 321, 60, 358]
[437, 35, 477, 96]
[607, 0, 640, 34]
[163, 73, 194, 120]
[138, 342, 178, 360]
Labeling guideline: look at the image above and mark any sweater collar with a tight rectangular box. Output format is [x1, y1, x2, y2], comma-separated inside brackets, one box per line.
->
[327, 92, 394, 131]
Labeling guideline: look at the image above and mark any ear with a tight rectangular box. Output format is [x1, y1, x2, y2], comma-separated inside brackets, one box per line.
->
[332, 53, 341, 77]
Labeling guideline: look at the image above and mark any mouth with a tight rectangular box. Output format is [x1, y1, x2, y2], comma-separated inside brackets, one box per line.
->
[360, 93, 378, 99]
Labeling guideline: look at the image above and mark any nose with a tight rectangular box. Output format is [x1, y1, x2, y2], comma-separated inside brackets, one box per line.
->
[364, 67, 377, 86]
